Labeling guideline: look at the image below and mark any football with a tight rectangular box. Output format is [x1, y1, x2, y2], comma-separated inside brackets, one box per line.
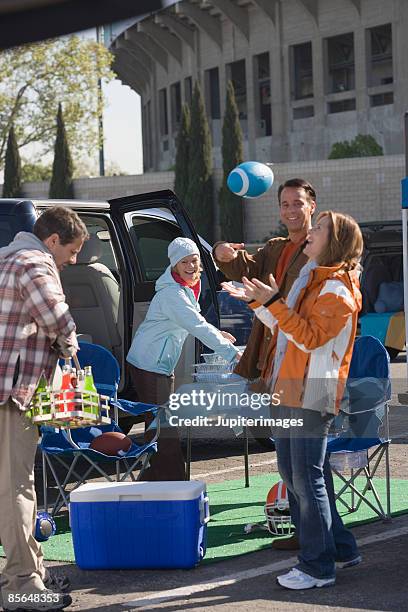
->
[227, 161, 274, 198]
[90, 431, 132, 455]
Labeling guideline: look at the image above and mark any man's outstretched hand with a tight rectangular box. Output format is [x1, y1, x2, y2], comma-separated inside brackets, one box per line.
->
[214, 242, 245, 262]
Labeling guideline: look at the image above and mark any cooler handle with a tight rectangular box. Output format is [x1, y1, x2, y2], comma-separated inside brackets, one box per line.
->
[200, 494, 210, 524]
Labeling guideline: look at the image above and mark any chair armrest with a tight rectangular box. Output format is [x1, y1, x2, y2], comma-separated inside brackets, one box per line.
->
[112, 398, 159, 417]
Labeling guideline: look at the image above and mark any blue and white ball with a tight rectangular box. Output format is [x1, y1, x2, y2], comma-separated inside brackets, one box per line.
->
[227, 161, 274, 199]
[35, 511, 57, 542]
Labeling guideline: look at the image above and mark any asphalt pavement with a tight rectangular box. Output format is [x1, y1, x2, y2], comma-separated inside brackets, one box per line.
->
[1, 356, 408, 611]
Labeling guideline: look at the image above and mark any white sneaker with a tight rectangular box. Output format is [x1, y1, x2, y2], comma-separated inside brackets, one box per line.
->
[277, 567, 336, 590]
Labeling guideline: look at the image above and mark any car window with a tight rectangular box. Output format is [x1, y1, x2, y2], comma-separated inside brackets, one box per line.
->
[127, 214, 217, 325]
[79, 215, 119, 277]
[129, 216, 182, 281]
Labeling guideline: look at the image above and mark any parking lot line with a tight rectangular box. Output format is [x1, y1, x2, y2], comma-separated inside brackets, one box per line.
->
[123, 524, 408, 609]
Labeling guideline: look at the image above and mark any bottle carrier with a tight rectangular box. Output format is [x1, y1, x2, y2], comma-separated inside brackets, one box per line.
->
[30, 355, 110, 429]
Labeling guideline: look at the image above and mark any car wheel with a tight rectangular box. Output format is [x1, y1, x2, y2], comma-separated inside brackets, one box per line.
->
[385, 346, 399, 360]
[248, 425, 276, 451]
[253, 436, 276, 451]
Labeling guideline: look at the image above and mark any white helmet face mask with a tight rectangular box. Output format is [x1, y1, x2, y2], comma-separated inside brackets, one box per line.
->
[264, 481, 295, 536]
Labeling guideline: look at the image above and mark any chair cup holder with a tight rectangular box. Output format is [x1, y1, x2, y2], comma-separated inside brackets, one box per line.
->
[329, 449, 368, 472]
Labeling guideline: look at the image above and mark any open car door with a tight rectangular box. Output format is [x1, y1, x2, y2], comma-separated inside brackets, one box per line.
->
[108, 189, 221, 389]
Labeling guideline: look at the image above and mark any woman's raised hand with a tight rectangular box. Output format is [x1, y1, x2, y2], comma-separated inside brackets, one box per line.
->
[242, 274, 279, 304]
[220, 330, 236, 343]
[221, 281, 251, 302]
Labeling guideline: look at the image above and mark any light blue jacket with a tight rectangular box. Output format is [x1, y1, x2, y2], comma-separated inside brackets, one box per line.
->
[126, 266, 239, 375]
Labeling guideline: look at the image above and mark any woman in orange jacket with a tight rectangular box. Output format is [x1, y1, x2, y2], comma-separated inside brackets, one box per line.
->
[223, 211, 364, 590]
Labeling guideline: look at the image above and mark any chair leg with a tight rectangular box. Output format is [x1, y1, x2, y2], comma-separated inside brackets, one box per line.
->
[44, 454, 72, 516]
[136, 451, 155, 481]
[385, 442, 392, 520]
[186, 426, 192, 481]
[42, 453, 48, 514]
[333, 467, 355, 512]
[244, 425, 249, 488]
[353, 447, 385, 513]
[122, 458, 137, 481]
[351, 468, 355, 510]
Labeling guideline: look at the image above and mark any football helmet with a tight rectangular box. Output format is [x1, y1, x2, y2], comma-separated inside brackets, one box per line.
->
[264, 480, 294, 536]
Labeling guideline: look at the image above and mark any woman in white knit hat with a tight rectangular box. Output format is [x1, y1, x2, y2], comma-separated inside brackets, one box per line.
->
[127, 236, 241, 480]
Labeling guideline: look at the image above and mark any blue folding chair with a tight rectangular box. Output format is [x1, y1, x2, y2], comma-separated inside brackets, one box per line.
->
[328, 335, 392, 520]
[41, 342, 162, 516]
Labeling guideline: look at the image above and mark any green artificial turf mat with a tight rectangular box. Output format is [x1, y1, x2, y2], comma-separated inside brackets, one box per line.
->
[1, 474, 406, 564]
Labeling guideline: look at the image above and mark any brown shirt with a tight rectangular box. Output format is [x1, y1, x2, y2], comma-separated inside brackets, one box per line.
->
[213, 237, 308, 379]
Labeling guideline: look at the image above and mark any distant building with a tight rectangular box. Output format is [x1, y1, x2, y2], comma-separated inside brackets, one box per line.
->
[110, 0, 405, 172]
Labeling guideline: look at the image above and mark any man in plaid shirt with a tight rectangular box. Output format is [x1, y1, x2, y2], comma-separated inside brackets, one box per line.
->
[0, 206, 88, 612]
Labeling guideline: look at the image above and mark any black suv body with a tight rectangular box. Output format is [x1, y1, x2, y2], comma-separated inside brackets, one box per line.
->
[360, 220, 404, 359]
[0, 192, 253, 399]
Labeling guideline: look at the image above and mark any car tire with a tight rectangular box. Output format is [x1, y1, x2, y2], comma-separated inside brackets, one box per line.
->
[248, 425, 276, 451]
[253, 436, 276, 451]
[385, 346, 399, 360]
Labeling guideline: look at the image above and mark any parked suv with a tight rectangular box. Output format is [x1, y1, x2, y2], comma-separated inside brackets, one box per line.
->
[359, 220, 404, 360]
[0, 192, 253, 404]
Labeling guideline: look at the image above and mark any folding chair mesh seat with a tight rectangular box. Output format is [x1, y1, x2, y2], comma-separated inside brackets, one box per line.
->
[41, 342, 161, 516]
[327, 335, 392, 520]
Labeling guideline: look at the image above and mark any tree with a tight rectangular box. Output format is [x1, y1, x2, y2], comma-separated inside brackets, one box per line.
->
[49, 104, 74, 198]
[21, 161, 52, 182]
[3, 125, 22, 197]
[184, 82, 214, 240]
[174, 104, 191, 203]
[219, 81, 244, 241]
[0, 36, 113, 171]
[328, 134, 383, 159]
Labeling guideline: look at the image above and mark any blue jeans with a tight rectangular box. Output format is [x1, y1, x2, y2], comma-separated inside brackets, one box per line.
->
[274, 407, 359, 579]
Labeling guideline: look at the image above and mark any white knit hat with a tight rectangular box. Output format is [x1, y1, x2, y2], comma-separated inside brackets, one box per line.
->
[168, 237, 200, 267]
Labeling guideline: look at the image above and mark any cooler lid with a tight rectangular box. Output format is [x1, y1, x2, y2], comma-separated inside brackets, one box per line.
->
[70, 480, 206, 503]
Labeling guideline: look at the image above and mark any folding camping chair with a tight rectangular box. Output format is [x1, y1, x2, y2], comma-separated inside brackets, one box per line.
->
[41, 342, 162, 516]
[327, 335, 392, 521]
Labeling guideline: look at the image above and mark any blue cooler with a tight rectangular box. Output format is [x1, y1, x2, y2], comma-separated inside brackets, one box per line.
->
[69, 480, 209, 569]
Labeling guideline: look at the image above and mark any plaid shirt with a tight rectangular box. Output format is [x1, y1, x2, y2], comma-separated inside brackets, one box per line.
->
[0, 248, 78, 408]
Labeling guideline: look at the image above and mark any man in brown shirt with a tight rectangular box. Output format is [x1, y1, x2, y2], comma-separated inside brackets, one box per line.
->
[214, 177, 316, 381]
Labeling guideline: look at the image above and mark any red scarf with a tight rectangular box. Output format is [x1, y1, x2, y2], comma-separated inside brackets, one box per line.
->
[171, 271, 201, 301]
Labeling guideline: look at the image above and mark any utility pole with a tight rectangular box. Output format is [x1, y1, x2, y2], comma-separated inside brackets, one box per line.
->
[96, 25, 105, 176]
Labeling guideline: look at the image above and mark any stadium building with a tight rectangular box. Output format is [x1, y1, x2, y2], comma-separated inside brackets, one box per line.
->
[108, 0, 406, 172]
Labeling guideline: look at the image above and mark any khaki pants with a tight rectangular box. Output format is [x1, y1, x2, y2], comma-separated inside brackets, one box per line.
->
[0, 400, 47, 600]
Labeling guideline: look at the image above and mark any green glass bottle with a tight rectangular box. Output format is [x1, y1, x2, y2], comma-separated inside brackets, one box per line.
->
[34, 374, 51, 416]
[84, 366, 98, 415]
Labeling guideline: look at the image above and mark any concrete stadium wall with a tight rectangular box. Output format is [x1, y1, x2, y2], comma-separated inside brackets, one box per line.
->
[5, 154, 404, 244]
[19, 171, 175, 201]
[112, 0, 407, 171]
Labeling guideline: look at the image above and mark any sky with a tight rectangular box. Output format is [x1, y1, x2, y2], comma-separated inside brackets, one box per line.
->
[83, 27, 144, 176]
[102, 78, 143, 175]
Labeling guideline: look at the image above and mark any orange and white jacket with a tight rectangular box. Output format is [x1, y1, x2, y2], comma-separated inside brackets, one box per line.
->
[249, 265, 362, 415]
